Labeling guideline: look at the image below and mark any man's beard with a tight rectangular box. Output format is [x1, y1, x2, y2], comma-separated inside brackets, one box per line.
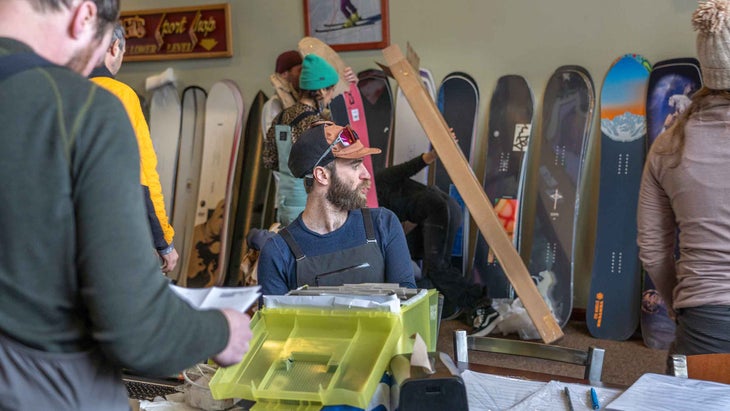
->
[326, 169, 369, 211]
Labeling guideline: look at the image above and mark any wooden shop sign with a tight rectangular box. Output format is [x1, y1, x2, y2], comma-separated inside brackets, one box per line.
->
[120, 3, 232, 62]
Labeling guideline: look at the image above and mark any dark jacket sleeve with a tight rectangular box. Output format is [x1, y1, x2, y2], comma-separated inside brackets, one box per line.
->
[375, 154, 428, 186]
[375, 154, 428, 208]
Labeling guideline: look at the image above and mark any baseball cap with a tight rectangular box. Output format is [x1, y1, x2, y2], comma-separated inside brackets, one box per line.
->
[275, 50, 302, 74]
[288, 122, 381, 178]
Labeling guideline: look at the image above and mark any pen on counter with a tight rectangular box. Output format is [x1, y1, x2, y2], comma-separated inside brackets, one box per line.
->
[564, 386, 575, 411]
[590, 387, 600, 410]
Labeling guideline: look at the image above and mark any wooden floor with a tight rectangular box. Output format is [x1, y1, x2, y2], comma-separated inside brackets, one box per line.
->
[437, 318, 668, 386]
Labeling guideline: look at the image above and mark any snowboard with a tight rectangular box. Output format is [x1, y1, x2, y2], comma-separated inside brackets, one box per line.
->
[392, 68, 436, 183]
[186, 80, 244, 288]
[148, 83, 181, 216]
[298, 36, 379, 208]
[587, 54, 651, 340]
[357, 69, 394, 174]
[170, 86, 207, 286]
[436, 72, 480, 274]
[330, 82, 379, 207]
[522, 66, 595, 328]
[641, 58, 701, 349]
[224, 90, 269, 286]
[472, 75, 534, 299]
[218, 80, 245, 286]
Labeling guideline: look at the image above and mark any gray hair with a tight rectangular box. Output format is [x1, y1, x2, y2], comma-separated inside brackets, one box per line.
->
[111, 22, 125, 49]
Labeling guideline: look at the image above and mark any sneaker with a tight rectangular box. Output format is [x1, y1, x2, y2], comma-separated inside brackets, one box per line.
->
[468, 303, 501, 337]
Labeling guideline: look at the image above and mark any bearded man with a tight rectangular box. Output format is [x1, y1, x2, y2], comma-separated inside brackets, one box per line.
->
[257, 122, 415, 295]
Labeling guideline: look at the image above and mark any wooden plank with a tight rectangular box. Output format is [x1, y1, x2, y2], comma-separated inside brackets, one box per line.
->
[382, 44, 563, 343]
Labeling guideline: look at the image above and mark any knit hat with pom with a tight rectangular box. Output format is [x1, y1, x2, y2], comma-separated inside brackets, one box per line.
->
[694, 0, 730, 89]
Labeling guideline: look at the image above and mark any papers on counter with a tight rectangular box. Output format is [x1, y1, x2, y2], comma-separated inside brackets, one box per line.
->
[460, 370, 623, 411]
[605, 373, 730, 411]
[169, 284, 260, 313]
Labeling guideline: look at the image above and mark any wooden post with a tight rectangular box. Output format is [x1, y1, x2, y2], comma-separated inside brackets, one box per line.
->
[383, 44, 563, 344]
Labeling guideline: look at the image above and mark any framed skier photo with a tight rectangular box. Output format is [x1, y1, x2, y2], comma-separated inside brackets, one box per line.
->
[304, 0, 389, 51]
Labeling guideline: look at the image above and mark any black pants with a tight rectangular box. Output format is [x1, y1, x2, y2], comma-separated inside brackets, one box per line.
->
[406, 186, 484, 310]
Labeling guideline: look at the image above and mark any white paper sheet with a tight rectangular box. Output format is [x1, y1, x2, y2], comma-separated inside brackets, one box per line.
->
[461, 370, 623, 411]
[606, 373, 730, 411]
[169, 284, 260, 313]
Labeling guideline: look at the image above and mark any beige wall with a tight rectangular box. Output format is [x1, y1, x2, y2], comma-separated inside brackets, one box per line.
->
[118, 0, 698, 308]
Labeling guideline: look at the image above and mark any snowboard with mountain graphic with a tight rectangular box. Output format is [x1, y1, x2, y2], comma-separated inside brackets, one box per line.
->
[522, 66, 595, 328]
[587, 54, 651, 340]
[641, 57, 701, 349]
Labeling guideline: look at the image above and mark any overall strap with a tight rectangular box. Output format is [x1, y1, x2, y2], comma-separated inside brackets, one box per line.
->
[361, 208, 376, 243]
[0, 53, 55, 82]
[279, 227, 306, 261]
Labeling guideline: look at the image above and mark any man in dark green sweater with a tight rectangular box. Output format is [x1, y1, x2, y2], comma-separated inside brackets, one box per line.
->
[0, 1, 252, 410]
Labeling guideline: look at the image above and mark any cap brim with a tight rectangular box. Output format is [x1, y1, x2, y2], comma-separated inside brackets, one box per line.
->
[333, 140, 382, 159]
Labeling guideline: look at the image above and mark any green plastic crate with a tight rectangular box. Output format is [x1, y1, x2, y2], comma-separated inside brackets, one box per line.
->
[210, 289, 438, 410]
[210, 308, 400, 410]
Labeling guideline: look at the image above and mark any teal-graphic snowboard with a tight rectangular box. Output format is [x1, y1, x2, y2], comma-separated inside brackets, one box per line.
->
[436, 72, 479, 274]
[587, 54, 651, 340]
[472, 75, 534, 299]
[522, 66, 595, 327]
[641, 58, 701, 348]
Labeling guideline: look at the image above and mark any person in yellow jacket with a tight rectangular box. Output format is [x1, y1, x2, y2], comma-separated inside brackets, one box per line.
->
[90, 23, 178, 273]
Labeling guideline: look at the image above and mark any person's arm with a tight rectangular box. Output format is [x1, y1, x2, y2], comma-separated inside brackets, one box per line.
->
[73, 90, 249, 374]
[376, 209, 417, 288]
[637, 152, 678, 311]
[343, 67, 358, 84]
[257, 236, 296, 295]
[375, 153, 430, 187]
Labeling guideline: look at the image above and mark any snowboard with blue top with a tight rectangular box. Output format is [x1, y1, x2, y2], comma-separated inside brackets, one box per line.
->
[587, 54, 651, 340]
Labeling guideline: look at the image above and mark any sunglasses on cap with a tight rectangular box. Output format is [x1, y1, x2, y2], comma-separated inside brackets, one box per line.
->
[310, 125, 360, 172]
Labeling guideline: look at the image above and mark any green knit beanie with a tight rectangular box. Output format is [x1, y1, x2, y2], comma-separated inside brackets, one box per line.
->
[299, 54, 339, 91]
